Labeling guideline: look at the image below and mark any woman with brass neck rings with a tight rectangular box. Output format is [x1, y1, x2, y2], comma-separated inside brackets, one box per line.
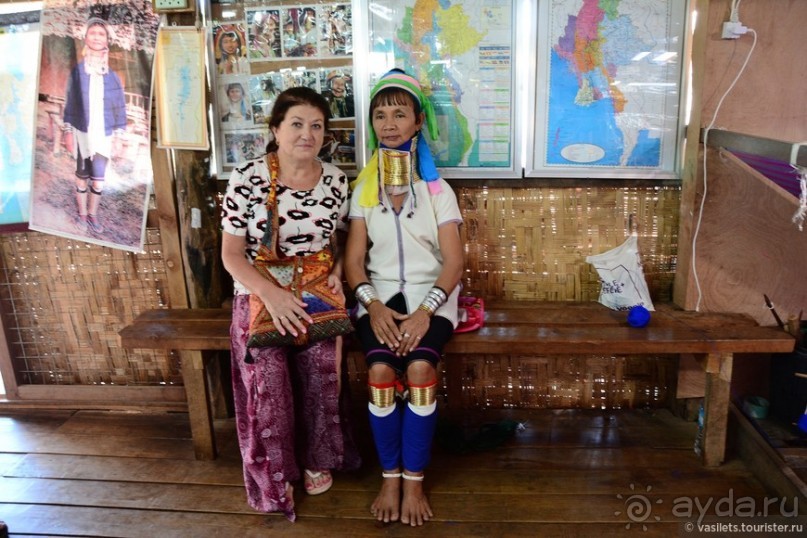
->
[345, 69, 464, 527]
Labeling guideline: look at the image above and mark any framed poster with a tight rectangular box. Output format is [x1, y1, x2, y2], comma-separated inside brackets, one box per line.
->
[155, 26, 209, 150]
[358, 0, 521, 178]
[0, 4, 41, 232]
[210, 2, 357, 178]
[526, 0, 689, 179]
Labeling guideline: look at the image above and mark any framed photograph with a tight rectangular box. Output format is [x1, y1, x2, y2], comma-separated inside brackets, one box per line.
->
[217, 78, 254, 129]
[248, 72, 282, 124]
[320, 67, 354, 119]
[246, 7, 280, 60]
[319, 3, 351, 57]
[319, 128, 355, 167]
[213, 23, 249, 75]
[222, 129, 270, 168]
[0, 4, 40, 232]
[526, 0, 688, 179]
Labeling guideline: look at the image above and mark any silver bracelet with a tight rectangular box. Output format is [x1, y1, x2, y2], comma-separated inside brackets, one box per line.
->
[418, 286, 448, 315]
[355, 283, 379, 308]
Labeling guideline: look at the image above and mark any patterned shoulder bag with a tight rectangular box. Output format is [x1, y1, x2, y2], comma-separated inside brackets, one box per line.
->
[246, 153, 353, 356]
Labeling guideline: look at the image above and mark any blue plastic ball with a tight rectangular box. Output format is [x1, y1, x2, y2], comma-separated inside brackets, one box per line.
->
[627, 305, 651, 328]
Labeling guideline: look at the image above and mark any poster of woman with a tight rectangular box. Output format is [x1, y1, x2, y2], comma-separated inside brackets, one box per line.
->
[29, 0, 160, 253]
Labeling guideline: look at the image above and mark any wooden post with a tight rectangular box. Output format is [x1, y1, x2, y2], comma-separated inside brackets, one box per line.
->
[151, 144, 217, 459]
[702, 352, 733, 466]
[171, 150, 230, 420]
[673, 0, 710, 309]
[181, 350, 216, 460]
[0, 244, 19, 399]
[444, 354, 464, 409]
[171, 151, 224, 310]
[151, 144, 190, 309]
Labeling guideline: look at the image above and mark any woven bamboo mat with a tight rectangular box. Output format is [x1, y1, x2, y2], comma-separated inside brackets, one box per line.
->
[0, 228, 179, 386]
[457, 186, 679, 303]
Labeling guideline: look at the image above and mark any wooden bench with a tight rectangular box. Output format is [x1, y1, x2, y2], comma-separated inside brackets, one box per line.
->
[119, 302, 795, 465]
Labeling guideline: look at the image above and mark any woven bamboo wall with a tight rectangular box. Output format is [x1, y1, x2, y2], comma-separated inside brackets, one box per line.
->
[447, 354, 677, 410]
[0, 228, 180, 386]
[456, 186, 680, 302]
[1, 185, 680, 409]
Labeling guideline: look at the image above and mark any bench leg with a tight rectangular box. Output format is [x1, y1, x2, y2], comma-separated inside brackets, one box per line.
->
[701, 352, 733, 467]
[180, 350, 217, 460]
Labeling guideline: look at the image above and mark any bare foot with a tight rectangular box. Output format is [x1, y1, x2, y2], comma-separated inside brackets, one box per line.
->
[370, 472, 401, 523]
[401, 473, 433, 526]
[284, 482, 294, 511]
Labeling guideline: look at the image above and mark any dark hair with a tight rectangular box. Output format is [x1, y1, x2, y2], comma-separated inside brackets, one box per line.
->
[226, 82, 245, 95]
[265, 86, 331, 153]
[218, 31, 242, 54]
[369, 87, 422, 117]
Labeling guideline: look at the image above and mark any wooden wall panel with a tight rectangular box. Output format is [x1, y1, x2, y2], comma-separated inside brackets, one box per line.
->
[700, 0, 807, 142]
[689, 148, 805, 326]
[677, 0, 807, 310]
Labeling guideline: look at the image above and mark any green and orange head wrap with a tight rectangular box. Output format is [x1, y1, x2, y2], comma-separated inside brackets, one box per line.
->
[366, 69, 439, 148]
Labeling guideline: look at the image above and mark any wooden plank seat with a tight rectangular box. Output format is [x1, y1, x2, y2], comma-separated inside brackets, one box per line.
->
[119, 302, 795, 465]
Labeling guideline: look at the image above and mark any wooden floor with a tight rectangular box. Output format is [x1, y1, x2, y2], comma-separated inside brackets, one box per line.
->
[0, 404, 801, 537]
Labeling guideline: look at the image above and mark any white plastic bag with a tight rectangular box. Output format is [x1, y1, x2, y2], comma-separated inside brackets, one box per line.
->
[585, 235, 655, 311]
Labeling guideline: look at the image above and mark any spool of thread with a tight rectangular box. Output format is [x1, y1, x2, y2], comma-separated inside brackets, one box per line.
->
[627, 305, 651, 328]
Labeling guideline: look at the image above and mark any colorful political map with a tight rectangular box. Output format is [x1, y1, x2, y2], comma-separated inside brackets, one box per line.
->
[543, 0, 683, 172]
[368, 0, 514, 170]
[0, 12, 39, 226]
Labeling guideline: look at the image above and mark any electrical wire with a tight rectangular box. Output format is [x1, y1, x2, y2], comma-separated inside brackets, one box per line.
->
[729, 0, 743, 22]
[692, 28, 757, 311]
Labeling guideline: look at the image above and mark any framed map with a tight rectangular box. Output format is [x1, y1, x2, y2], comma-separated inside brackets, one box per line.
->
[155, 26, 209, 150]
[527, 0, 688, 179]
[359, 0, 521, 179]
[0, 4, 40, 231]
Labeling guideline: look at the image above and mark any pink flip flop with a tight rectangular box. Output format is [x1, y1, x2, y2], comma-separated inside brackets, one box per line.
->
[304, 469, 333, 495]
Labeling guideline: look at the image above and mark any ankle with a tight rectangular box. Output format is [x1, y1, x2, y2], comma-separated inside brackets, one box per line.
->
[382, 469, 402, 479]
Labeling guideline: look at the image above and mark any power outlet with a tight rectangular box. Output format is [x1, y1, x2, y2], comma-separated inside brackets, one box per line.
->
[722, 21, 747, 39]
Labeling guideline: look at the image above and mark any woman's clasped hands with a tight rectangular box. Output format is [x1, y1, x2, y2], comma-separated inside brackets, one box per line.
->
[368, 303, 429, 356]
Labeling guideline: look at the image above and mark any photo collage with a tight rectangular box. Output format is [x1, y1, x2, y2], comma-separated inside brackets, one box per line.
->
[212, 3, 355, 173]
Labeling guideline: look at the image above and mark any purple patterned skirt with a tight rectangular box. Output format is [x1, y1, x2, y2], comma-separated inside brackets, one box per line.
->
[230, 294, 361, 521]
